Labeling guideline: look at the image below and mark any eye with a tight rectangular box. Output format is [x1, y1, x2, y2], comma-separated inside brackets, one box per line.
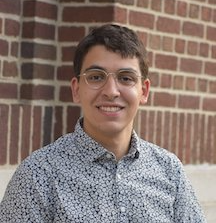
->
[85, 70, 106, 83]
[117, 70, 138, 85]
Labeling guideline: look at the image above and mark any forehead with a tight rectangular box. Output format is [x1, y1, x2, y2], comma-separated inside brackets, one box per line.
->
[81, 45, 140, 73]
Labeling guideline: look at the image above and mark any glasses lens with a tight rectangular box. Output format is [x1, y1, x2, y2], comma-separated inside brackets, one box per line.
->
[85, 69, 106, 89]
[117, 70, 138, 86]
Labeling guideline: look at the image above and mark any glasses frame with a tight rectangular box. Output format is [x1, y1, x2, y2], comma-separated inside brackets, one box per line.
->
[79, 68, 143, 90]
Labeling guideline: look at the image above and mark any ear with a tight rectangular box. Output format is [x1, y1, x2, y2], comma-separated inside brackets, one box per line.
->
[71, 77, 81, 103]
[140, 78, 150, 105]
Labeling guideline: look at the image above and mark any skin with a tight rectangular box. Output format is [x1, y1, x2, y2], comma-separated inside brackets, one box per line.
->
[71, 45, 150, 160]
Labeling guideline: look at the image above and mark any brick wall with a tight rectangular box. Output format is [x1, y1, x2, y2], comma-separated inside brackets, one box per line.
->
[0, 0, 215, 166]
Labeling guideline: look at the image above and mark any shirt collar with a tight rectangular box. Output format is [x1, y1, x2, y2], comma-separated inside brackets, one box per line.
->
[74, 118, 140, 162]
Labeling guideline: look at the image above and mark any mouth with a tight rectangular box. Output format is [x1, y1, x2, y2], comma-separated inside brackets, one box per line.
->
[97, 106, 123, 112]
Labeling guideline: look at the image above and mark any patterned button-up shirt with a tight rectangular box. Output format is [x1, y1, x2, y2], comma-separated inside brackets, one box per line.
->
[0, 118, 206, 222]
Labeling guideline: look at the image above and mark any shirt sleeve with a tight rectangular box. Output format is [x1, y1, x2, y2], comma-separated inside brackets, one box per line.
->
[0, 158, 54, 223]
[172, 160, 207, 223]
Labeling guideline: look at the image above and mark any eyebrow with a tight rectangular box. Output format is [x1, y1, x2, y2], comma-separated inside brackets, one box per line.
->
[84, 65, 138, 73]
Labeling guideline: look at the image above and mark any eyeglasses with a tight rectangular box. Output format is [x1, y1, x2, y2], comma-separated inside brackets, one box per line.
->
[79, 68, 142, 90]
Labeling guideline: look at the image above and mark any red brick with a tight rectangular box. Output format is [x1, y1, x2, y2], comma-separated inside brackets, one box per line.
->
[21, 63, 55, 80]
[201, 6, 212, 21]
[3, 61, 18, 77]
[161, 74, 172, 88]
[173, 76, 184, 90]
[62, 46, 76, 62]
[191, 114, 199, 163]
[147, 111, 155, 143]
[170, 113, 178, 154]
[140, 110, 147, 139]
[149, 34, 161, 50]
[155, 111, 162, 146]
[58, 26, 85, 42]
[162, 36, 173, 52]
[209, 80, 216, 93]
[59, 86, 72, 102]
[21, 105, 31, 160]
[164, 0, 175, 14]
[198, 79, 207, 92]
[199, 115, 205, 163]
[189, 4, 200, 19]
[129, 11, 154, 29]
[54, 106, 63, 139]
[149, 72, 159, 87]
[153, 92, 176, 107]
[0, 83, 18, 99]
[22, 22, 55, 40]
[0, 18, 2, 33]
[206, 116, 214, 163]
[209, 0, 216, 4]
[11, 42, 19, 57]
[203, 98, 216, 111]
[43, 107, 53, 146]
[180, 58, 202, 74]
[0, 0, 21, 15]
[177, 113, 185, 162]
[199, 43, 209, 57]
[20, 84, 54, 100]
[207, 26, 216, 41]
[114, 6, 127, 23]
[155, 54, 177, 70]
[185, 114, 192, 164]
[0, 104, 9, 165]
[175, 39, 185, 54]
[137, 31, 148, 48]
[60, 0, 84, 2]
[178, 95, 200, 109]
[187, 41, 198, 55]
[23, 1, 57, 20]
[213, 9, 216, 22]
[114, 0, 134, 4]
[177, 1, 187, 17]
[57, 65, 74, 81]
[63, 6, 113, 22]
[183, 22, 204, 37]
[163, 111, 171, 150]
[66, 106, 81, 132]
[205, 62, 216, 76]
[9, 105, 20, 164]
[32, 106, 42, 152]
[21, 42, 56, 60]
[5, 19, 20, 37]
[185, 77, 196, 91]
[151, 0, 162, 11]
[212, 45, 216, 58]
[156, 17, 180, 34]
[0, 39, 9, 56]
[137, 0, 149, 7]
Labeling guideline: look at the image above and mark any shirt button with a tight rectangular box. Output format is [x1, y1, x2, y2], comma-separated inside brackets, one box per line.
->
[116, 173, 121, 180]
[120, 207, 126, 212]
[106, 153, 112, 159]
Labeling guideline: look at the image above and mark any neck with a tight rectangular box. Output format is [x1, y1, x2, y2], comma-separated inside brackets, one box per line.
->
[83, 123, 133, 161]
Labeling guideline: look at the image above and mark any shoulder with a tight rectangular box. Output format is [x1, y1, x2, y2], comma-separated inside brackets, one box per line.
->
[18, 133, 77, 176]
[138, 139, 184, 179]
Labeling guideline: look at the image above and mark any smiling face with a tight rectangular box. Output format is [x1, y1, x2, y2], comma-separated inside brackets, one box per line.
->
[71, 45, 150, 142]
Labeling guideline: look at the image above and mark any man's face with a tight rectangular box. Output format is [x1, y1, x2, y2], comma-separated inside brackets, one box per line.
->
[71, 45, 150, 141]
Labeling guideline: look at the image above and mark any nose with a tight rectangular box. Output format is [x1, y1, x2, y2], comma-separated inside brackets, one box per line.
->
[101, 74, 120, 100]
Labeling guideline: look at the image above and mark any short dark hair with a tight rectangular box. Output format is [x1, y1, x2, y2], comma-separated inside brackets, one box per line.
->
[73, 24, 149, 79]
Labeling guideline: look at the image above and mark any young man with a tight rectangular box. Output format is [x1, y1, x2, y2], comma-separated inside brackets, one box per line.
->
[0, 24, 206, 222]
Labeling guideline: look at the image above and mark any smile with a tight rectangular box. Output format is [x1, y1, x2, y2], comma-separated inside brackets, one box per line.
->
[98, 106, 123, 112]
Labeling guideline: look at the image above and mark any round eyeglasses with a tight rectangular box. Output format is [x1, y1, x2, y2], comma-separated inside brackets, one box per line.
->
[79, 68, 142, 90]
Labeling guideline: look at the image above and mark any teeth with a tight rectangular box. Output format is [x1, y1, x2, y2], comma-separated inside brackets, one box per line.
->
[99, 106, 121, 112]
